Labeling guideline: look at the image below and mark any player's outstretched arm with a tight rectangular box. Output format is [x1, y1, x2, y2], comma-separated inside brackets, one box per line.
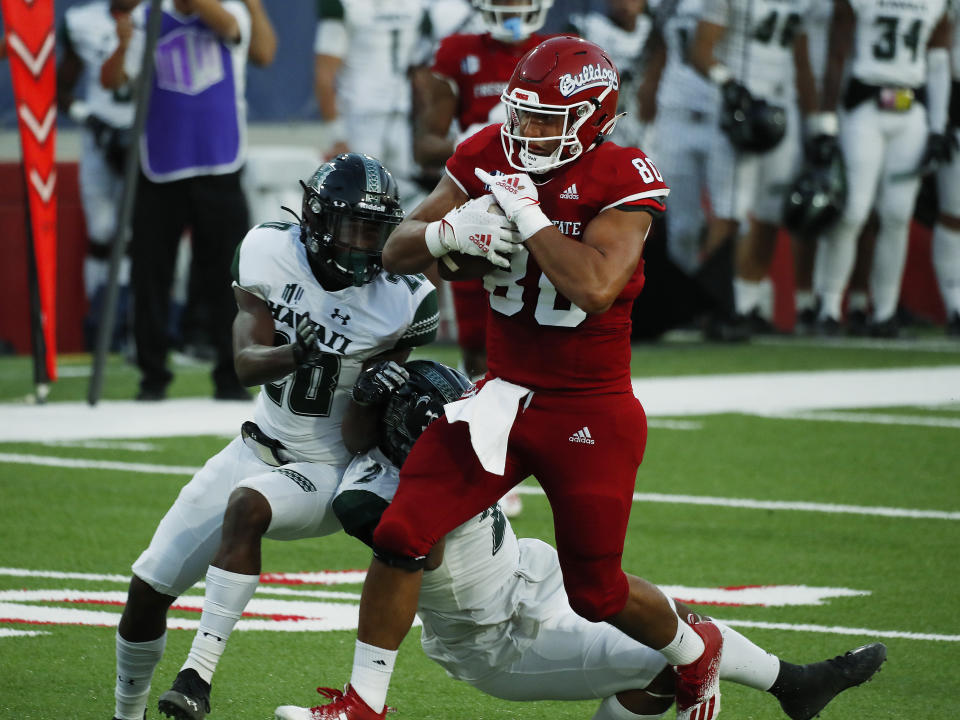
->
[231, 286, 302, 387]
[822, 0, 854, 112]
[342, 351, 412, 455]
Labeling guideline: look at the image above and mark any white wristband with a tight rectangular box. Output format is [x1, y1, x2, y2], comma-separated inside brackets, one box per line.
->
[320, 117, 347, 146]
[69, 100, 91, 124]
[707, 63, 732, 87]
[806, 112, 838, 137]
[514, 205, 552, 240]
[424, 220, 449, 257]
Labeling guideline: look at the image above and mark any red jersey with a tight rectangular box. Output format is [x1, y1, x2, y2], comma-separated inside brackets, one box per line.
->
[431, 32, 549, 131]
[445, 124, 669, 395]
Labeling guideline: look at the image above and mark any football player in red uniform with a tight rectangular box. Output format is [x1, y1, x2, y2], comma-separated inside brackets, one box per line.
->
[414, 0, 554, 381]
[305, 37, 726, 720]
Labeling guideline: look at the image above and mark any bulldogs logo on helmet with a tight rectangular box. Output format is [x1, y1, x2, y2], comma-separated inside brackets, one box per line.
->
[299, 153, 404, 289]
[379, 361, 473, 467]
[472, 0, 553, 42]
[500, 36, 623, 173]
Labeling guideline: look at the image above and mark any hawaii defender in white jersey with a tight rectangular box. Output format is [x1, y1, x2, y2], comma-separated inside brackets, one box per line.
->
[568, 0, 654, 148]
[813, 0, 952, 335]
[692, 0, 824, 338]
[642, 0, 721, 273]
[275, 359, 888, 720]
[313, 0, 428, 206]
[932, 0, 960, 335]
[109, 155, 437, 720]
[56, 0, 138, 342]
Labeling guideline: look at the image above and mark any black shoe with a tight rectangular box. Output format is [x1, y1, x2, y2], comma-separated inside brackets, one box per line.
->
[703, 312, 751, 342]
[816, 316, 843, 337]
[136, 387, 167, 401]
[157, 668, 211, 720]
[869, 316, 900, 338]
[770, 642, 887, 720]
[795, 307, 817, 336]
[743, 309, 781, 335]
[214, 384, 251, 401]
[947, 312, 960, 338]
[846, 309, 869, 337]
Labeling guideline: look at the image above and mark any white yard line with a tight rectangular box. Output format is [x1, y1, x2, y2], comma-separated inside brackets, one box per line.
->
[0, 453, 955, 520]
[720, 618, 960, 643]
[760, 410, 960, 428]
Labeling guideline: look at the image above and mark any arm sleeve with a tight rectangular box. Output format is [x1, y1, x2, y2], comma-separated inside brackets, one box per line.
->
[222, 1, 252, 47]
[314, 0, 348, 56]
[396, 288, 439, 349]
[699, 0, 730, 28]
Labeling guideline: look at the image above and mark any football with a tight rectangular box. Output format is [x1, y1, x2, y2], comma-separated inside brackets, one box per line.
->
[437, 195, 509, 280]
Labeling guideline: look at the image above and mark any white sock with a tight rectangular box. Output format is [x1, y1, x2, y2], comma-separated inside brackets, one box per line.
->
[733, 277, 765, 315]
[795, 289, 815, 313]
[814, 220, 860, 320]
[714, 620, 780, 690]
[592, 695, 667, 720]
[847, 290, 869, 314]
[869, 217, 911, 322]
[350, 640, 398, 713]
[182, 566, 259, 684]
[933, 223, 960, 316]
[757, 278, 774, 319]
[658, 617, 705, 667]
[115, 632, 166, 720]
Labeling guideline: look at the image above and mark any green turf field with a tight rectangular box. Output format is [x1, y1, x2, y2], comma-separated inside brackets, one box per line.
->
[1, 337, 958, 719]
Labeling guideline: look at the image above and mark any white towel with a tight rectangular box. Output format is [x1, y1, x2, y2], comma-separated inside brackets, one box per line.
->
[443, 378, 533, 475]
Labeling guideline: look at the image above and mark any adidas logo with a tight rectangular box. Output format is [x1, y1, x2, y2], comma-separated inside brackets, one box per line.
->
[495, 176, 521, 194]
[469, 232, 492, 252]
[559, 183, 579, 199]
[569, 426, 595, 444]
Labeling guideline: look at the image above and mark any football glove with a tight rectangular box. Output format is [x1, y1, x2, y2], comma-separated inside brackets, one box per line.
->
[293, 313, 324, 366]
[352, 360, 410, 407]
[805, 134, 842, 167]
[424, 195, 523, 268]
[475, 168, 553, 240]
[916, 132, 959, 176]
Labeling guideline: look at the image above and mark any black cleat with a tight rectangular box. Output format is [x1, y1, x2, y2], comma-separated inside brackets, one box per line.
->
[158, 668, 211, 719]
[770, 642, 887, 720]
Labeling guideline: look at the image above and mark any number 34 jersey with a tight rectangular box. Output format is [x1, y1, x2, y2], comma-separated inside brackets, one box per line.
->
[447, 124, 669, 395]
[233, 221, 438, 465]
[847, 0, 948, 88]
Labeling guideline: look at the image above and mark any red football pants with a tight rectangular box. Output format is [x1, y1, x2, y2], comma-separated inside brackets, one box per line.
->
[373, 389, 648, 622]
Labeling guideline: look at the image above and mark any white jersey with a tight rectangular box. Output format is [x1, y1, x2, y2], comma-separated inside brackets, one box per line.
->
[701, 0, 811, 103]
[234, 222, 438, 465]
[568, 10, 653, 144]
[652, 0, 721, 114]
[314, 0, 427, 116]
[61, 1, 135, 128]
[847, 0, 947, 87]
[336, 451, 566, 683]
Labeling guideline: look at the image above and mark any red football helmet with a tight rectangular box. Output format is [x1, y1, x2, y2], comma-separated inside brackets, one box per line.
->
[500, 36, 622, 173]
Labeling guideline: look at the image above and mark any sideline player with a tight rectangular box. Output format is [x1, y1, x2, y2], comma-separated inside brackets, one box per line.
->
[109, 154, 438, 720]
[313, 0, 427, 206]
[568, 0, 653, 149]
[57, 0, 140, 350]
[641, 0, 721, 274]
[813, 0, 953, 335]
[413, 0, 554, 381]
[303, 36, 736, 720]
[276, 359, 888, 720]
[692, 0, 823, 337]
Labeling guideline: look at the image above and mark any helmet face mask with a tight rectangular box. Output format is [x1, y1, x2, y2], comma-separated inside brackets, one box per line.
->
[378, 361, 473, 467]
[500, 37, 621, 173]
[472, 0, 553, 42]
[300, 153, 404, 289]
